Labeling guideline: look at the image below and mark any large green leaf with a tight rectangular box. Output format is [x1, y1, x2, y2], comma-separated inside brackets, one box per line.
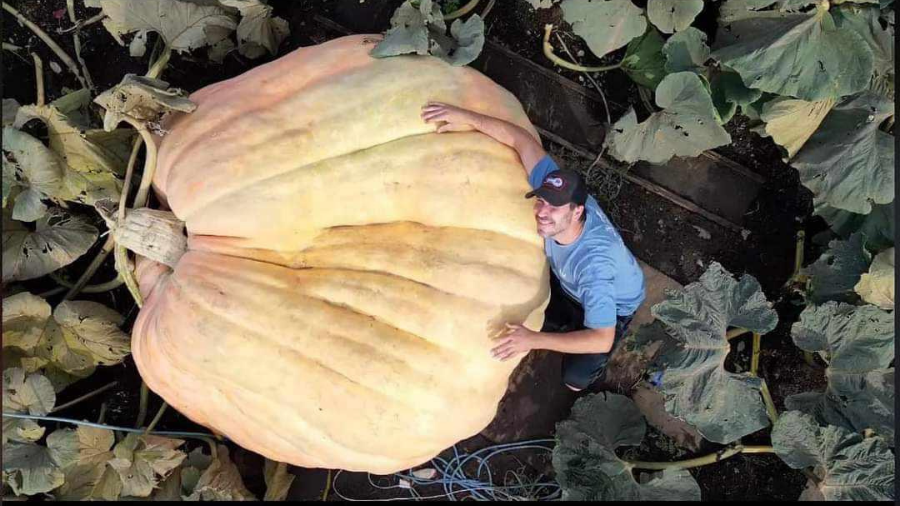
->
[641, 262, 778, 444]
[662, 27, 709, 74]
[430, 14, 486, 67]
[219, 0, 289, 59]
[620, 27, 668, 90]
[752, 96, 836, 160]
[801, 232, 871, 304]
[108, 434, 186, 498]
[834, 4, 894, 89]
[560, 0, 647, 59]
[15, 102, 124, 206]
[84, 0, 237, 54]
[854, 247, 894, 309]
[182, 445, 256, 500]
[792, 92, 894, 214]
[772, 411, 894, 501]
[2, 442, 65, 496]
[2, 127, 65, 222]
[605, 72, 731, 165]
[2, 368, 55, 445]
[647, 0, 705, 34]
[50, 426, 120, 501]
[709, 69, 763, 124]
[370, 0, 444, 58]
[1, 209, 98, 283]
[787, 302, 894, 441]
[816, 201, 894, 251]
[711, 3, 874, 100]
[552, 393, 701, 501]
[1, 291, 52, 352]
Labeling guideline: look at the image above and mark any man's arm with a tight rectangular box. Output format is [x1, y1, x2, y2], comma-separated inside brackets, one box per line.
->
[421, 102, 547, 175]
[491, 325, 615, 361]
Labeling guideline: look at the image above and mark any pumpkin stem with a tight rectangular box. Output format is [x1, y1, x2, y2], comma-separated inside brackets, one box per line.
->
[113, 208, 187, 269]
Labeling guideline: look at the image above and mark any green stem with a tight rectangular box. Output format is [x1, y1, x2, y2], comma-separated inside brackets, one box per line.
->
[628, 445, 745, 471]
[52, 270, 123, 294]
[31, 53, 44, 106]
[543, 24, 623, 73]
[445, 0, 480, 20]
[143, 402, 168, 434]
[750, 333, 761, 376]
[135, 382, 150, 429]
[67, 0, 95, 94]
[322, 469, 332, 501]
[50, 381, 118, 414]
[147, 45, 172, 80]
[759, 378, 779, 424]
[97, 402, 108, 424]
[726, 327, 751, 340]
[481, 0, 495, 17]
[1, 2, 88, 89]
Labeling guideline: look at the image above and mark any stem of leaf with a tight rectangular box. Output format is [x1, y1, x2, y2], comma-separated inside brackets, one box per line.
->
[97, 402, 108, 424]
[750, 333, 761, 376]
[66, 0, 96, 94]
[445, 0, 480, 20]
[554, 32, 611, 126]
[147, 45, 173, 80]
[628, 444, 773, 471]
[31, 53, 44, 106]
[50, 381, 118, 414]
[58, 12, 107, 34]
[543, 24, 623, 73]
[143, 401, 168, 434]
[135, 381, 150, 429]
[322, 469, 332, 501]
[725, 327, 751, 340]
[52, 270, 124, 294]
[758, 378, 779, 425]
[481, 0, 496, 18]
[1, 1, 88, 89]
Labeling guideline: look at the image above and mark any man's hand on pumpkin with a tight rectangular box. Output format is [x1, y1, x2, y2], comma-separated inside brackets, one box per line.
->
[490, 323, 541, 361]
[421, 102, 479, 133]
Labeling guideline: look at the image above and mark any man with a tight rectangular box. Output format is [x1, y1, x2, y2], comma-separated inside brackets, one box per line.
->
[421, 102, 646, 392]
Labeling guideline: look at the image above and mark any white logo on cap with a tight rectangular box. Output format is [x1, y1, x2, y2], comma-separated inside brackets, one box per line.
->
[546, 176, 564, 188]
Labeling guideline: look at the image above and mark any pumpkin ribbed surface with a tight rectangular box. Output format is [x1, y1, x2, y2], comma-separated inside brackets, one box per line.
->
[133, 34, 549, 474]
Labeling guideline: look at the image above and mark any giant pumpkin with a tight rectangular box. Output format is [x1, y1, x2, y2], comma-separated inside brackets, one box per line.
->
[132, 34, 549, 474]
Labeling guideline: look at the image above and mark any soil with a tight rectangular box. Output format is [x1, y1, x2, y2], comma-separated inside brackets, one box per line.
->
[2, 0, 831, 502]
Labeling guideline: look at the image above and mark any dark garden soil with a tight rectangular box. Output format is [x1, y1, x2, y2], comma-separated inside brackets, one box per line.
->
[2, 0, 831, 501]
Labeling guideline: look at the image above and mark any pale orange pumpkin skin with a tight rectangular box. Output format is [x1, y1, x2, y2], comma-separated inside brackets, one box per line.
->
[133, 34, 549, 474]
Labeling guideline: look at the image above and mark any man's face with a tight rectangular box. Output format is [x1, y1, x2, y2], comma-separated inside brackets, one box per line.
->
[533, 198, 579, 238]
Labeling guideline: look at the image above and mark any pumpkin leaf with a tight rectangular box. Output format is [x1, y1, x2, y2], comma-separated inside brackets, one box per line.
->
[552, 393, 701, 501]
[711, 2, 874, 100]
[560, 0, 647, 59]
[772, 411, 894, 501]
[2, 98, 20, 126]
[94, 75, 197, 131]
[662, 27, 709, 74]
[752, 96, 837, 160]
[207, 37, 237, 63]
[430, 15, 485, 67]
[1, 442, 65, 496]
[108, 434, 187, 498]
[792, 92, 894, 214]
[854, 247, 894, 309]
[709, 70, 763, 124]
[604, 72, 731, 165]
[1, 291, 52, 353]
[620, 27, 668, 90]
[219, 0, 289, 59]
[370, 0, 444, 58]
[2, 368, 55, 445]
[641, 262, 778, 444]
[816, 201, 894, 251]
[51, 426, 121, 501]
[525, 0, 557, 8]
[801, 232, 871, 304]
[2, 127, 66, 221]
[263, 459, 295, 501]
[14, 102, 124, 205]
[787, 302, 894, 441]
[84, 0, 237, 54]
[1, 208, 98, 283]
[834, 5, 893, 90]
[183, 445, 256, 500]
[49, 300, 131, 366]
[647, 0, 705, 34]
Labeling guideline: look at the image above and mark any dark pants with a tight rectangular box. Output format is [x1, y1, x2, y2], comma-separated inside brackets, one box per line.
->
[541, 271, 633, 390]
